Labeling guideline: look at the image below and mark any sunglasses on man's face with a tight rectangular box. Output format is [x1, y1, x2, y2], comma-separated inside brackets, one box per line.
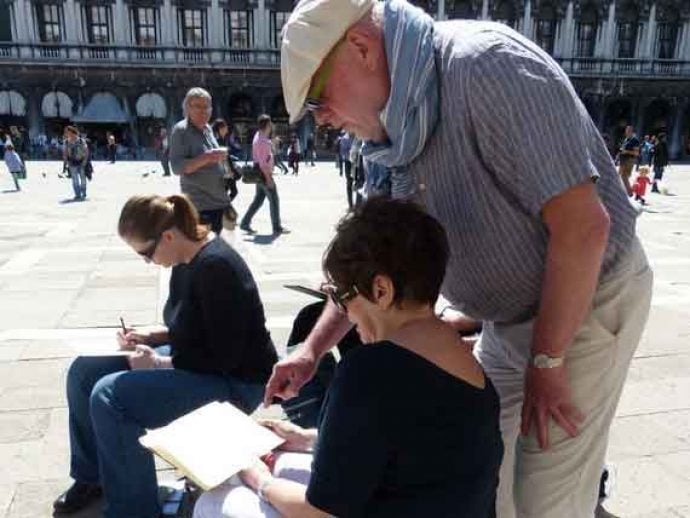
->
[303, 39, 344, 114]
[137, 235, 162, 261]
[321, 283, 359, 313]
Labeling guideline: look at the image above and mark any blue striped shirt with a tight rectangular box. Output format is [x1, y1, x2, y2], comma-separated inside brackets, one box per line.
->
[405, 21, 637, 323]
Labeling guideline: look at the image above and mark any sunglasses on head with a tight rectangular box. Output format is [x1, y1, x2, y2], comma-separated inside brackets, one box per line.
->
[321, 283, 359, 312]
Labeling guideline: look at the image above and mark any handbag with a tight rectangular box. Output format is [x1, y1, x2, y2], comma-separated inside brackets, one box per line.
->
[84, 161, 93, 180]
[240, 163, 264, 185]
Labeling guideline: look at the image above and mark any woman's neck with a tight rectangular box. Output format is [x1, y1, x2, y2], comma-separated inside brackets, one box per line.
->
[180, 233, 213, 264]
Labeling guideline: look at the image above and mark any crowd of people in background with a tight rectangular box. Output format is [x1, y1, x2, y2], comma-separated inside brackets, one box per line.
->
[614, 124, 670, 204]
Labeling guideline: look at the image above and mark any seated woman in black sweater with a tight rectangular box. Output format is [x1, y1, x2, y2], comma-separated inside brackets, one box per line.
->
[53, 193, 278, 518]
[194, 198, 503, 518]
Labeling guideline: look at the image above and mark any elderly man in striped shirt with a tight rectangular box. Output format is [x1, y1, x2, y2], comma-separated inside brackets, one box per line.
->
[266, 1, 652, 517]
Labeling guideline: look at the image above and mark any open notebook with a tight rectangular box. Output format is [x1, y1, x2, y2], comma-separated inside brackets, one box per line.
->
[139, 401, 285, 491]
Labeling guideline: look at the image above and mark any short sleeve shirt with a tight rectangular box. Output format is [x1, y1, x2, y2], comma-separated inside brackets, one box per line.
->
[401, 21, 638, 323]
[306, 342, 503, 518]
[169, 119, 228, 211]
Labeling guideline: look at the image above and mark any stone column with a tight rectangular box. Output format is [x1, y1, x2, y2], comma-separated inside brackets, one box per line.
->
[161, 0, 175, 45]
[679, 21, 690, 59]
[601, 1, 616, 58]
[11, 0, 25, 41]
[481, 0, 489, 20]
[669, 100, 685, 159]
[112, 0, 127, 44]
[209, 0, 222, 47]
[257, 0, 269, 48]
[642, 4, 656, 58]
[64, 0, 79, 42]
[559, 1, 574, 57]
[522, 0, 535, 39]
[437, 0, 445, 20]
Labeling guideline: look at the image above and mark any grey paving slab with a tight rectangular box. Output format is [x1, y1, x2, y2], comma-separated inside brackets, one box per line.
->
[0, 410, 51, 443]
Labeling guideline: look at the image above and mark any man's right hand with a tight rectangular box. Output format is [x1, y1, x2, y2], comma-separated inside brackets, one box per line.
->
[263, 345, 318, 407]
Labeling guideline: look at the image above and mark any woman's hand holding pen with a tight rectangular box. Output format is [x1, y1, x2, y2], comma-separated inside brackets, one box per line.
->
[116, 320, 152, 351]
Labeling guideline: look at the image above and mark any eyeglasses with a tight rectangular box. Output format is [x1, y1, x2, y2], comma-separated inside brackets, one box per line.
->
[303, 40, 343, 113]
[321, 283, 359, 313]
[137, 234, 162, 261]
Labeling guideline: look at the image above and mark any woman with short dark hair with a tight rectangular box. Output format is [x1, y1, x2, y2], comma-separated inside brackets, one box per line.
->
[195, 198, 503, 518]
[54, 193, 278, 518]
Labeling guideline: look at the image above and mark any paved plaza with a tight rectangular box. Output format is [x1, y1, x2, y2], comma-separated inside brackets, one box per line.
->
[0, 160, 689, 517]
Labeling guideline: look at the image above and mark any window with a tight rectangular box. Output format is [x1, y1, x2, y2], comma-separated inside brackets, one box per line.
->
[35, 3, 63, 42]
[576, 22, 596, 56]
[84, 5, 112, 44]
[617, 21, 638, 58]
[131, 7, 158, 46]
[446, 0, 479, 19]
[269, 10, 289, 48]
[536, 19, 556, 53]
[0, 3, 13, 42]
[225, 9, 253, 48]
[178, 8, 206, 47]
[656, 23, 678, 59]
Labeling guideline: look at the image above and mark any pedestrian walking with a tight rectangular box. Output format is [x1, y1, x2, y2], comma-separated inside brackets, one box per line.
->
[157, 128, 171, 176]
[272, 136, 289, 174]
[3, 143, 23, 191]
[618, 125, 640, 196]
[107, 133, 117, 163]
[288, 136, 300, 175]
[240, 114, 289, 236]
[212, 119, 240, 203]
[651, 133, 669, 193]
[337, 131, 355, 207]
[306, 133, 316, 165]
[63, 126, 89, 201]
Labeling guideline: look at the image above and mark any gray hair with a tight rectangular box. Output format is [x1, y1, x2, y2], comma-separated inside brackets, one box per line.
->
[182, 87, 212, 117]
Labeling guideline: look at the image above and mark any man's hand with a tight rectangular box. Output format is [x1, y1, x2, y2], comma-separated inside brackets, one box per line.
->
[116, 328, 151, 351]
[205, 148, 228, 164]
[520, 364, 584, 450]
[127, 344, 161, 370]
[263, 346, 318, 407]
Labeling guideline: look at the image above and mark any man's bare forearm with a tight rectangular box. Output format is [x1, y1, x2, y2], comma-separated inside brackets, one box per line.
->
[182, 155, 208, 174]
[532, 215, 609, 357]
[303, 301, 353, 359]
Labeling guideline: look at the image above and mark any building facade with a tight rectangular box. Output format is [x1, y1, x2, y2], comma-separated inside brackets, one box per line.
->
[0, 0, 689, 158]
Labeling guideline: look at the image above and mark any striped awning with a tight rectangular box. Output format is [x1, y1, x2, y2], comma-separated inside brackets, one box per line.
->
[72, 92, 129, 124]
[0, 90, 26, 116]
[135, 93, 167, 119]
[42, 91, 74, 118]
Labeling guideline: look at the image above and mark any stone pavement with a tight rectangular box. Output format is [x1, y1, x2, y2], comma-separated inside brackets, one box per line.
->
[0, 160, 688, 517]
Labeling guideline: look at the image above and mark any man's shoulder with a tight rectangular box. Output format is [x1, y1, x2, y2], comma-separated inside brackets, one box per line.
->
[171, 119, 190, 133]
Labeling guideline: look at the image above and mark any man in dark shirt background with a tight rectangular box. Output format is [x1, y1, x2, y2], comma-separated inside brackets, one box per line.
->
[618, 125, 640, 196]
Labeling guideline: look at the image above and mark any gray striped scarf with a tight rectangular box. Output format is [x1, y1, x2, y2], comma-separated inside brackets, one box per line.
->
[362, 0, 439, 197]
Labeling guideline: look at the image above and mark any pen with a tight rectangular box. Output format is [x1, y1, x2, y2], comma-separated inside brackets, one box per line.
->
[119, 316, 127, 334]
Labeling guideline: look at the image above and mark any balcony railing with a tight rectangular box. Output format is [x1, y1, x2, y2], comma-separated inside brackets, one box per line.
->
[557, 57, 690, 77]
[0, 42, 281, 68]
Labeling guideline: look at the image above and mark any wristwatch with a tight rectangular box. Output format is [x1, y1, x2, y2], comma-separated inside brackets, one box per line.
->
[531, 353, 564, 369]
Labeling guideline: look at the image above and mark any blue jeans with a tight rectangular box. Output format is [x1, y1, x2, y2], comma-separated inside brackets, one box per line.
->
[240, 183, 281, 232]
[66, 349, 264, 518]
[69, 164, 87, 199]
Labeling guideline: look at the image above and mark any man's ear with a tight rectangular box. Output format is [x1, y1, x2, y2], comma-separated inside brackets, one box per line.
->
[344, 25, 381, 72]
[162, 229, 175, 243]
[371, 274, 395, 309]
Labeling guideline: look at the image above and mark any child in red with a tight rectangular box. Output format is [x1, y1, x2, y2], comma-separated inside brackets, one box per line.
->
[633, 166, 652, 205]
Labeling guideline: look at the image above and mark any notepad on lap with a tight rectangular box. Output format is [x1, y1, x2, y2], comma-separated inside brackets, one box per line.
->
[139, 401, 284, 490]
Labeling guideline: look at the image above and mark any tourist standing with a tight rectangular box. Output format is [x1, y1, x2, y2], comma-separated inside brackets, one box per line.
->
[618, 125, 640, 196]
[169, 87, 229, 234]
[107, 133, 117, 163]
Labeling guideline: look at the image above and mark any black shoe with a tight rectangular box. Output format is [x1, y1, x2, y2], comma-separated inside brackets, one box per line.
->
[53, 482, 102, 514]
[239, 224, 256, 234]
[273, 227, 291, 235]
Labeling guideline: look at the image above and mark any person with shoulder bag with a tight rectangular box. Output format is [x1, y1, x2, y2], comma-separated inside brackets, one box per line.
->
[63, 126, 89, 201]
[239, 115, 289, 236]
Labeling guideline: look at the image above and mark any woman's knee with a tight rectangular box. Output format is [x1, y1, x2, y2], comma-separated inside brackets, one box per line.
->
[88, 372, 122, 421]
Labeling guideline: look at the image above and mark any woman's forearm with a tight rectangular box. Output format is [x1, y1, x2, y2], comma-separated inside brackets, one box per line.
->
[260, 478, 327, 518]
[148, 326, 169, 346]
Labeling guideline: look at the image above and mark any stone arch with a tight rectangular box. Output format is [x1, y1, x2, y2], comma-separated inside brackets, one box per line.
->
[643, 98, 671, 136]
[604, 98, 633, 144]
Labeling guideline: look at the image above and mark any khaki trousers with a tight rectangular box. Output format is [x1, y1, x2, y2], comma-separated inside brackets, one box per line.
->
[476, 238, 652, 518]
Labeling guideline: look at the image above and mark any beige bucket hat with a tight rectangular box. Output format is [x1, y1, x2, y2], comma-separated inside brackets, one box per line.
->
[280, 0, 376, 123]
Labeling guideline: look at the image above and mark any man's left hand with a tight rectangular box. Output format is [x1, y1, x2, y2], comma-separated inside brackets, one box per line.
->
[520, 364, 584, 449]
